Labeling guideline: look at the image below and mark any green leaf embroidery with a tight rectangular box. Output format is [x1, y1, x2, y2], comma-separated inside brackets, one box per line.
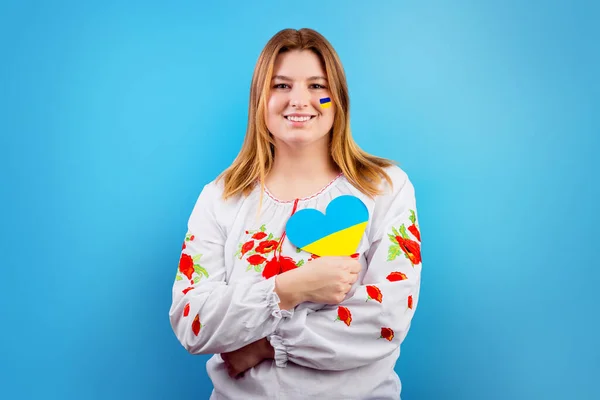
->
[388, 233, 397, 244]
[392, 226, 400, 237]
[192, 254, 202, 262]
[254, 265, 261, 272]
[297, 259, 305, 267]
[234, 243, 242, 257]
[387, 245, 401, 261]
[175, 274, 182, 281]
[399, 225, 410, 240]
[296, 247, 302, 253]
[193, 276, 200, 284]
[387, 246, 395, 261]
[246, 265, 253, 272]
[260, 224, 266, 232]
[267, 233, 273, 241]
[409, 210, 416, 224]
[194, 265, 209, 278]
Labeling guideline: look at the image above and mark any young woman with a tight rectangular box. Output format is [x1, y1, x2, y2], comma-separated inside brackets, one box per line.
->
[169, 28, 422, 400]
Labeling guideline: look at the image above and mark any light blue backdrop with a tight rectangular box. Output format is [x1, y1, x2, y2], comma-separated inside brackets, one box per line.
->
[1, 1, 598, 399]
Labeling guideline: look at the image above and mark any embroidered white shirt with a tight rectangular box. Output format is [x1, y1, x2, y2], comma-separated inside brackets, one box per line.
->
[169, 165, 422, 400]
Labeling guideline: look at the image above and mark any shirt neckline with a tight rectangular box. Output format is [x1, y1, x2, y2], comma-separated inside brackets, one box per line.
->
[263, 172, 344, 204]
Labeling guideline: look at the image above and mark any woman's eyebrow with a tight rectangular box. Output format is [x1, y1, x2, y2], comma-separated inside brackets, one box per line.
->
[272, 75, 328, 81]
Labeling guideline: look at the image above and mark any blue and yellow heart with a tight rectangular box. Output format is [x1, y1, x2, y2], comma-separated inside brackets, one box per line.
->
[285, 195, 369, 256]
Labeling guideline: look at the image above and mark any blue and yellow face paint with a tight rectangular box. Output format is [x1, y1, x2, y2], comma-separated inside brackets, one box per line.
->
[285, 195, 369, 256]
[320, 97, 332, 109]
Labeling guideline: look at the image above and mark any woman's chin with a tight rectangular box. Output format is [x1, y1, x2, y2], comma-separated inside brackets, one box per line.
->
[272, 129, 330, 148]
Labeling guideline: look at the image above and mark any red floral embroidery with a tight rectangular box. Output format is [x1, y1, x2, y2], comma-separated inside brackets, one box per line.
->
[238, 224, 305, 276]
[248, 254, 267, 266]
[182, 287, 193, 295]
[280, 256, 298, 273]
[236, 224, 278, 261]
[181, 232, 195, 251]
[256, 240, 279, 254]
[262, 257, 281, 279]
[252, 232, 267, 240]
[179, 254, 194, 280]
[408, 295, 414, 309]
[396, 236, 422, 265]
[175, 233, 209, 284]
[386, 271, 408, 282]
[176, 252, 209, 284]
[241, 240, 254, 256]
[192, 314, 202, 336]
[380, 327, 394, 341]
[408, 210, 420, 242]
[335, 306, 352, 326]
[408, 225, 420, 242]
[387, 214, 422, 267]
[183, 303, 190, 317]
[262, 256, 301, 279]
[366, 285, 383, 303]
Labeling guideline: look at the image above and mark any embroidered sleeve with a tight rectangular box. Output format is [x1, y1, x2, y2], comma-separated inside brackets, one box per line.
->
[267, 170, 422, 370]
[169, 182, 293, 355]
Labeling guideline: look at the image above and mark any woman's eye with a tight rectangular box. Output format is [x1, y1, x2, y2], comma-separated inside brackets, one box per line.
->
[311, 84, 326, 89]
[274, 83, 289, 89]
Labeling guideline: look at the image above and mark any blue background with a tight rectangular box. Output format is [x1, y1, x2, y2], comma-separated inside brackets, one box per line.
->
[1, 1, 598, 399]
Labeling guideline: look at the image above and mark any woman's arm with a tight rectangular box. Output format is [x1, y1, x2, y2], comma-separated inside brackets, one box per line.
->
[169, 182, 294, 355]
[267, 171, 422, 371]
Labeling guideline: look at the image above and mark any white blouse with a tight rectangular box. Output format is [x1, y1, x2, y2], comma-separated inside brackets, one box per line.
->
[169, 165, 422, 400]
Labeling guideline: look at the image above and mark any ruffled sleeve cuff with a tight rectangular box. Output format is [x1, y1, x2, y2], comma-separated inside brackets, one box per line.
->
[266, 284, 294, 319]
[267, 332, 289, 368]
[240, 277, 295, 331]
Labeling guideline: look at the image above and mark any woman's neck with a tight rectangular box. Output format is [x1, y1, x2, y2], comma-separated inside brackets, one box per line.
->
[265, 144, 341, 201]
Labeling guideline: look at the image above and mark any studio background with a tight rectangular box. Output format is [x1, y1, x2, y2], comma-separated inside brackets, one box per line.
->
[1, 1, 598, 399]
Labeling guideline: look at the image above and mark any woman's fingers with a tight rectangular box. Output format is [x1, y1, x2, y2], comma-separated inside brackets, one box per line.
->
[223, 357, 237, 378]
[226, 365, 235, 378]
[224, 358, 246, 379]
[228, 366, 245, 379]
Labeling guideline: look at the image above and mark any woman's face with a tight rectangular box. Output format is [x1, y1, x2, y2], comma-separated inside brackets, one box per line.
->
[266, 50, 335, 149]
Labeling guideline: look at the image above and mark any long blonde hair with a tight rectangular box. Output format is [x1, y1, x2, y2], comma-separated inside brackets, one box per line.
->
[217, 28, 397, 204]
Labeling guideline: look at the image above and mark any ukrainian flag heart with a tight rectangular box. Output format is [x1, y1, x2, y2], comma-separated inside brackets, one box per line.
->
[285, 195, 369, 256]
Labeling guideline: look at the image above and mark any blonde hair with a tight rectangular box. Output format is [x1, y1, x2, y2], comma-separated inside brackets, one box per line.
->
[217, 28, 397, 204]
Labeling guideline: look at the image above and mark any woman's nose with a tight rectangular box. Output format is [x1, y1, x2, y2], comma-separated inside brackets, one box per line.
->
[289, 86, 311, 107]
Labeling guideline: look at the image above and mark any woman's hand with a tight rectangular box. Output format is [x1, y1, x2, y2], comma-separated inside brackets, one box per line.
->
[275, 256, 361, 308]
[220, 337, 274, 379]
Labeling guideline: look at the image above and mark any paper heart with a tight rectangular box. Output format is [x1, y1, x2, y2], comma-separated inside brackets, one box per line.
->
[285, 195, 369, 256]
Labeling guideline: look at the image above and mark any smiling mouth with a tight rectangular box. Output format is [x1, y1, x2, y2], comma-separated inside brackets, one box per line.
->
[284, 115, 316, 122]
